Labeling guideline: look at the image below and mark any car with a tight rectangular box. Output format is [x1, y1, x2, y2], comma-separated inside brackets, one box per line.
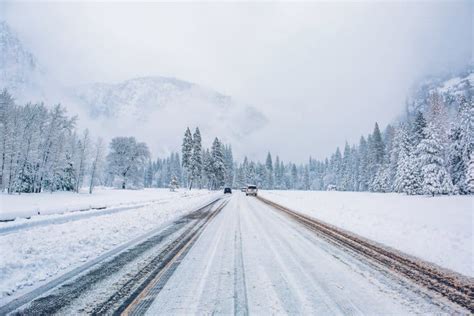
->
[241, 187, 247, 192]
[224, 187, 232, 194]
[246, 185, 258, 196]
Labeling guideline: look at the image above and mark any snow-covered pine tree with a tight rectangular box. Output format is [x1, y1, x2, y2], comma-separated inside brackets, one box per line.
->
[211, 138, 225, 189]
[411, 111, 427, 147]
[223, 145, 234, 187]
[394, 124, 418, 194]
[274, 155, 281, 189]
[290, 164, 298, 189]
[202, 149, 214, 189]
[448, 96, 473, 194]
[181, 127, 193, 188]
[190, 127, 202, 189]
[241, 156, 249, 185]
[368, 122, 385, 191]
[265, 152, 274, 189]
[357, 136, 369, 191]
[340, 142, 352, 191]
[417, 122, 453, 196]
[169, 175, 179, 192]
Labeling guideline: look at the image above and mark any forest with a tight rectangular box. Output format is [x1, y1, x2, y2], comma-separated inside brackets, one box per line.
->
[1, 85, 472, 196]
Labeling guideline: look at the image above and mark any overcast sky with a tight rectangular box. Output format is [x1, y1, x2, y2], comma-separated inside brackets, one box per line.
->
[2, 1, 472, 161]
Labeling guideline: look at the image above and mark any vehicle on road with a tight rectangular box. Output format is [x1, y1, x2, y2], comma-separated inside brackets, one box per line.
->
[224, 187, 232, 194]
[241, 187, 247, 192]
[246, 185, 258, 196]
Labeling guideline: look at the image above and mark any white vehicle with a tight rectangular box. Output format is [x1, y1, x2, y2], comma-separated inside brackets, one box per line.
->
[246, 185, 258, 196]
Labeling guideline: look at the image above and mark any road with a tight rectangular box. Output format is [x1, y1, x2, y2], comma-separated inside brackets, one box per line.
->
[145, 193, 461, 315]
[2, 193, 467, 315]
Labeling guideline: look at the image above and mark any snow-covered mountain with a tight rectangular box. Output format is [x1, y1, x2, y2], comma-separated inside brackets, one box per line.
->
[0, 20, 267, 155]
[407, 66, 473, 115]
[0, 21, 45, 101]
[70, 76, 267, 152]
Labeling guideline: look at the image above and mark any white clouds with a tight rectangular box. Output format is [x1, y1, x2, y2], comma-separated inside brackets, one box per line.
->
[3, 1, 472, 161]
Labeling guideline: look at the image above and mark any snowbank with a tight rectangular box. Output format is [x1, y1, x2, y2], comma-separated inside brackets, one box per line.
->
[0, 189, 219, 301]
[259, 190, 473, 277]
[0, 187, 205, 220]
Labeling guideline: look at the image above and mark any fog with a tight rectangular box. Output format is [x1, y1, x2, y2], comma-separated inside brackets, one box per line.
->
[2, 1, 472, 161]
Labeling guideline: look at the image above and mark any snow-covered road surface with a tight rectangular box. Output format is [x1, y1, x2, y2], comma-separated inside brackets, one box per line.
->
[1, 192, 468, 315]
[146, 193, 463, 314]
[0, 190, 219, 302]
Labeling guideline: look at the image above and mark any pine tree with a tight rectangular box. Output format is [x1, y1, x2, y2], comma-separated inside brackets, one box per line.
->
[417, 123, 453, 196]
[202, 149, 214, 189]
[190, 127, 202, 189]
[340, 142, 352, 191]
[223, 145, 234, 187]
[357, 136, 369, 191]
[394, 124, 419, 194]
[411, 111, 427, 147]
[368, 122, 385, 191]
[181, 127, 193, 188]
[265, 152, 274, 189]
[449, 96, 473, 194]
[169, 176, 179, 192]
[211, 138, 225, 189]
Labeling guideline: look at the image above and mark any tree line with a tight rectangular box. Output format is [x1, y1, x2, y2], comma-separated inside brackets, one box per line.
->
[234, 93, 473, 196]
[141, 128, 234, 190]
[0, 89, 234, 193]
[1, 84, 472, 196]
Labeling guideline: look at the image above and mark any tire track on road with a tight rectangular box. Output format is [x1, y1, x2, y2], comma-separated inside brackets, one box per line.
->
[233, 208, 248, 316]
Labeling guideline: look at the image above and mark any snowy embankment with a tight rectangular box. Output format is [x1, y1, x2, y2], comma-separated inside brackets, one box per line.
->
[0, 187, 200, 221]
[259, 190, 473, 277]
[0, 188, 219, 301]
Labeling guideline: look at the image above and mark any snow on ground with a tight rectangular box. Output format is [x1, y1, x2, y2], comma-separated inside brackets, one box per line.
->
[0, 187, 201, 220]
[0, 188, 219, 301]
[259, 190, 473, 277]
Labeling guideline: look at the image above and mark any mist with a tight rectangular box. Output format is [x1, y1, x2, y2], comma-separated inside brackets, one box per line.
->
[2, 1, 472, 161]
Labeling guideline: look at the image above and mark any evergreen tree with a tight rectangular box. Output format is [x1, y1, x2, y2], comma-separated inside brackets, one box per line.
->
[190, 127, 202, 189]
[340, 142, 352, 191]
[417, 123, 453, 196]
[211, 138, 225, 189]
[223, 145, 234, 186]
[265, 152, 274, 189]
[202, 148, 214, 189]
[449, 96, 473, 194]
[357, 136, 369, 191]
[181, 127, 193, 188]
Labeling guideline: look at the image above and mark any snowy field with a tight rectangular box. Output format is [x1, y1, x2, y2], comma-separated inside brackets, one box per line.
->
[0, 187, 210, 221]
[260, 190, 473, 277]
[0, 188, 219, 301]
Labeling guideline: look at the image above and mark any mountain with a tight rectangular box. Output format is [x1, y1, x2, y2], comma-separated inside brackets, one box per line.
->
[0, 21, 44, 101]
[0, 20, 267, 156]
[69, 77, 267, 153]
[407, 66, 473, 115]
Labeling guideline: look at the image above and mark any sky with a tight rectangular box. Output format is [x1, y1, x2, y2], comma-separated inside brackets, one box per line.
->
[2, 1, 472, 162]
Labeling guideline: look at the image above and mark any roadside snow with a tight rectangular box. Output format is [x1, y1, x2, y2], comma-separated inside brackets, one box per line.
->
[0, 187, 199, 220]
[0, 189, 219, 301]
[259, 190, 473, 277]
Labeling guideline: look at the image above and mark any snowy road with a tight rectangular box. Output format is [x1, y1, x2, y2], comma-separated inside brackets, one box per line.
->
[2, 193, 468, 315]
[146, 193, 464, 315]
